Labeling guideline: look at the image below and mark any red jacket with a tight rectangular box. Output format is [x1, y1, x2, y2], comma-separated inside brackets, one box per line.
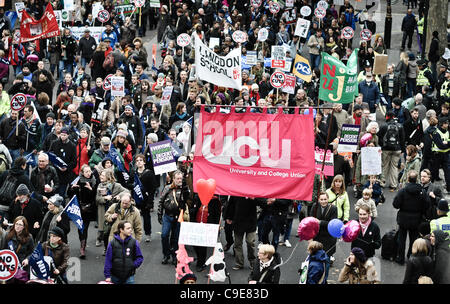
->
[74, 137, 89, 176]
[122, 144, 133, 172]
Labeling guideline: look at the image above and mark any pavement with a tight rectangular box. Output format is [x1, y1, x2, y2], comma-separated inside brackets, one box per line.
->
[6, 0, 450, 284]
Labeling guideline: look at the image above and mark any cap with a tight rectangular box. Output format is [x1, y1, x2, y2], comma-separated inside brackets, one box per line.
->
[117, 130, 128, 138]
[49, 227, 65, 239]
[48, 194, 63, 208]
[179, 273, 197, 284]
[439, 116, 449, 125]
[84, 28, 91, 33]
[16, 184, 30, 196]
[60, 127, 69, 134]
[438, 199, 449, 212]
[124, 104, 133, 111]
[417, 59, 427, 66]
[351, 247, 367, 263]
[364, 60, 371, 67]
[242, 69, 250, 75]
[118, 123, 128, 131]
[251, 83, 259, 90]
[408, 52, 415, 60]
[101, 136, 111, 146]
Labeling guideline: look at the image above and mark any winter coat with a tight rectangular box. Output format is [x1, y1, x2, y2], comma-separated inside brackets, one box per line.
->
[225, 196, 258, 234]
[326, 189, 350, 222]
[338, 259, 380, 284]
[422, 182, 443, 220]
[431, 230, 450, 284]
[358, 80, 380, 113]
[0, 166, 34, 206]
[393, 183, 427, 229]
[30, 165, 60, 202]
[306, 249, 330, 284]
[105, 202, 143, 243]
[8, 198, 43, 238]
[403, 118, 424, 147]
[36, 209, 71, 244]
[5, 233, 34, 263]
[158, 184, 190, 219]
[0, 117, 26, 150]
[407, 60, 418, 79]
[351, 220, 381, 258]
[74, 137, 90, 176]
[378, 119, 406, 152]
[96, 182, 129, 232]
[78, 36, 97, 59]
[355, 198, 378, 218]
[403, 254, 433, 284]
[310, 203, 338, 256]
[248, 252, 281, 284]
[49, 138, 77, 184]
[401, 14, 417, 34]
[400, 155, 422, 186]
[42, 241, 70, 275]
[67, 175, 97, 221]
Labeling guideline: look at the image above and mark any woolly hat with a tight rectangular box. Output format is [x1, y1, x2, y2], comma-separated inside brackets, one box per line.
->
[49, 227, 65, 239]
[16, 184, 30, 196]
[60, 127, 69, 134]
[48, 194, 63, 208]
[179, 273, 197, 284]
[351, 247, 367, 263]
[438, 199, 449, 213]
[117, 130, 128, 138]
[46, 112, 56, 119]
[101, 136, 111, 146]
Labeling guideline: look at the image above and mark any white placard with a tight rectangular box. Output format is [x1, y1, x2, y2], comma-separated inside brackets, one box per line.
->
[178, 222, 220, 247]
[258, 28, 269, 42]
[15, 2, 26, 20]
[286, 0, 294, 8]
[61, 9, 70, 22]
[92, 2, 104, 19]
[70, 27, 106, 44]
[64, 0, 75, 10]
[295, 18, 311, 38]
[111, 76, 125, 97]
[300, 5, 311, 17]
[54, 10, 63, 28]
[209, 37, 220, 49]
[361, 147, 382, 175]
[317, 0, 329, 10]
[246, 51, 257, 66]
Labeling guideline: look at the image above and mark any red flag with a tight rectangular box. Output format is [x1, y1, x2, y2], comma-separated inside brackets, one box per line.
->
[20, 3, 60, 43]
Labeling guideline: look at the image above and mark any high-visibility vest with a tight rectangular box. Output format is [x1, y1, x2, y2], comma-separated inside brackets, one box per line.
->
[441, 79, 450, 98]
[416, 68, 430, 86]
[417, 17, 424, 35]
[432, 128, 450, 153]
[430, 215, 450, 235]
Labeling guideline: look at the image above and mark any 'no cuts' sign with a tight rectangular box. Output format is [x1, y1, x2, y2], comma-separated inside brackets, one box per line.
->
[0, 250, 19, 281]
[10, 93, 27, 112]
[103, 74, 114, 91]
[232, 30, 247, 43]
[270, 71, 286, 88]
[177, 33, 191, 47]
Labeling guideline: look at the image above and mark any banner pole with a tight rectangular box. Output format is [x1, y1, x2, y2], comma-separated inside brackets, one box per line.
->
[16, 115, 19, 137]
[320, 108, 335, 187]
[182, 46, 184, 63]
[87, 123, 93, 148]
[139, 7, 142, 27]
[276, 88, 279, 102]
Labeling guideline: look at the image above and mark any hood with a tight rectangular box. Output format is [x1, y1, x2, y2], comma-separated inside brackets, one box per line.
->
[113, 233, 132, 243]
[433, 230, 449, 247]
[309, 249, 329, 263]
[271, 252, 282, 266]
[425, 126, 436, 134]
[404, 182, 423, 195]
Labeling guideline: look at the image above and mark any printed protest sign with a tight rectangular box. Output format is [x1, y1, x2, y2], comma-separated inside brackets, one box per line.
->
[271, 45, 286, 69]
[161, 86, 173, 105]
[295, 18, 310, 38]
[111, 76, 125, 97]
[150, 140, 177, 175]
[314, 147, 334, 176]
[0, 250, 19, 281]
[338, 124, 361, 153]
[361, 147, 382, 175]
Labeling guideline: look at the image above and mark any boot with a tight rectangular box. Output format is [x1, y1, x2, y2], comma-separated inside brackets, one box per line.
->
[96, 231, 103, 247]
[80, 240, 86, 259]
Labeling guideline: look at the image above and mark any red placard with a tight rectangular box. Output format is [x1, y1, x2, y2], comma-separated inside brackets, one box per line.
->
[20, 3, 60, 43]
[193, 107, 315, 201]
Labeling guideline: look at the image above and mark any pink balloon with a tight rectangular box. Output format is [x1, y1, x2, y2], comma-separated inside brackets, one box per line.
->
[360, 133, 373, 147]
[342, 220, 361, 242]
[297, 217, 320, 241]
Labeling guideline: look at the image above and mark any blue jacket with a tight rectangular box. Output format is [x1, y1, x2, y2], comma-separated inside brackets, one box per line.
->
[358, 80, 380, 113]
[307, 249, 330, 284]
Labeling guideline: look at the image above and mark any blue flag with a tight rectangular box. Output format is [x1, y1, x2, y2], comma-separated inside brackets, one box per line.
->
[47, 152, 68, 169]
[25, 152, 37, 167]
[133, 172, 144, 205]
[64, 196, 84, 233]
[29, 242, 50, 280]
[6, 12, 17, 31]
[107, 146, 129, 181]
[171, 142, 183, 161]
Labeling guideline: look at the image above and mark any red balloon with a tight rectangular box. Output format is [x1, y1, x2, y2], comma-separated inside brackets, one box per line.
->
[342, 220, 361, 242]
[297, 217, 320, 241]
[196, 179, 216, 206]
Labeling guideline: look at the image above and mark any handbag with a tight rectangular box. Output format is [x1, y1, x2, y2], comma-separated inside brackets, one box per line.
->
[14, 267, 29, 283]
[173, 189, 189, 222]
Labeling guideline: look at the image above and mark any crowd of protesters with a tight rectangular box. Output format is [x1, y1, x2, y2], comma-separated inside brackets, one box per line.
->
[0, 0, 448, 284]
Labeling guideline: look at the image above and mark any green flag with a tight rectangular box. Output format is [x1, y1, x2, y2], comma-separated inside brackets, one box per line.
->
[319, 49, 359, 104]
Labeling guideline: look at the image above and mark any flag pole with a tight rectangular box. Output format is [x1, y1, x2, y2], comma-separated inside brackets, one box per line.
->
[320, 108, 335, 188]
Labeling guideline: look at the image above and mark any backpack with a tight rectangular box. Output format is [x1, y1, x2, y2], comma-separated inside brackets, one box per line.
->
[0, 153, 9, 174]
[0, 173, 19, 205]
[381, 229, 398, 260]
[103, 52, 115, 70]
[383, 122, 400, 149]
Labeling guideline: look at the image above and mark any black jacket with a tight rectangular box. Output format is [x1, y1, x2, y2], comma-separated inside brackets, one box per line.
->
[351, 220, 381, 258]
[0, 167, 34, 206]
[403, 117, 424, 146]
[310, 203, 338, 256]
[78, 36, 97, 59]
[225, 196, 258, 234]
[0, 117, 26, 150]
[402, 254, 433, 284]
[378, 119, 406, 152]
[393, 183, 427, 229]
[381, 73, 400, 98]
[432, 230, 450, 284]
[8, 197, 43, 238]
[248, 252, 281, 284]
[30, 165, 60, 203]
[49, 138, 77, 184]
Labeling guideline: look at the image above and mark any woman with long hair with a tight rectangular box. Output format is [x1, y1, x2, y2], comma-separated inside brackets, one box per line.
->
[53, 91, 72, 119]
[169, 102, 191, 128]
[326, 174, 350, 223]
[112, 130, 133, 172]
[5, 216, 34, 264]
[396, 52, 409, 99]
[90, 42, 109, 81]
[403, 238, 433, 284]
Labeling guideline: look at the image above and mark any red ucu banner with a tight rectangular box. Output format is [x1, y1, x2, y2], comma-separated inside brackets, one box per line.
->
[193, 106, 315, 201]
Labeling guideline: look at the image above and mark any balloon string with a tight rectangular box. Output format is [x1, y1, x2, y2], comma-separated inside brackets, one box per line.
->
[273, 242, 300, 270]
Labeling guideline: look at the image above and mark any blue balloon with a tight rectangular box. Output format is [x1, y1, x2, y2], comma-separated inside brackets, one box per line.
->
[327, 219, 344, 238]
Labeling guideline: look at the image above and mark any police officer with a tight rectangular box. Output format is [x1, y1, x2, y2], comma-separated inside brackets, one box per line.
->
[416, 59, 435, 93]
[439, 67, 450, 106]
[430, 199, 450, 234]
[430, 117, 450, 192]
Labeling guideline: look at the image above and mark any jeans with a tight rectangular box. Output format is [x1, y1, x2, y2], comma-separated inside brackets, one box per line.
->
[9, 149, 21, 162]
[261, 215, 284, 250]
[310, 54, 321, 70]
[80, 57, 88, 69]
[161, 214, 180, 258]
[59, 60, 74, 80]
[406, 78, 416, 99]
[111, 275, 135, 284]
[430, 61, 438, 84]
[58, 183, 69, 199]
[140, 205, 151, 236]
[431, 152, 450, 190]
[282, 218, 294, 242]
[396, 226, 419, 262]
[401, 31, 414, 49]
[78, 220, 90, 241]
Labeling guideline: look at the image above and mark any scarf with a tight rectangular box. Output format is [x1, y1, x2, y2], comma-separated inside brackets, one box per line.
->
[20, 199, 30, 213]
[79, 174, 96, 186]
[353, 112, 361, 125]
[359, 216, 372, 237]
[260, 256, 274, 272]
